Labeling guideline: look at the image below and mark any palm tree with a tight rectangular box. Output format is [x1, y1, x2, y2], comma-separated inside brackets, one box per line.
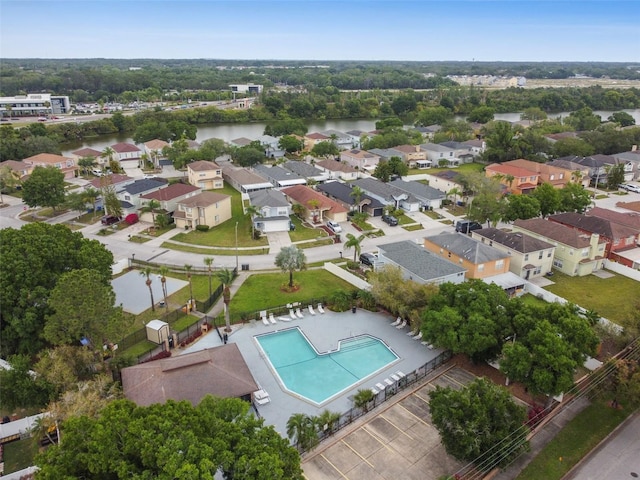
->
[447, 187, 462, 206]
[307, 199, 321, 223]
[203, 257, 214, 298]
[350, 185, 365, 212]
[275, 246, 307, 288]
[158, 266, 170, 312]
[314, 409, 341, 435]
[141, 199, 161, 227]
[286, 413, 318, 451]
[82, 187, 100, 218]
[244, 204, 261, 240]
[344, 233, 365, 262]
[292, 203, 306, 220]
[78, 156, 98, 177]
[184, 264, 194, 309]
[140, 267, 155, 312]
[214, 268, 235, 332]
[505, 174, 515, 191]
[101, 147, 116, 166]
[353, 389, 374, 412]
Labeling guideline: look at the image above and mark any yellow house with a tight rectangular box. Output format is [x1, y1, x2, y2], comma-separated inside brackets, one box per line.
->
[187, 161, 224, 190]
[173, 191, 231, 230]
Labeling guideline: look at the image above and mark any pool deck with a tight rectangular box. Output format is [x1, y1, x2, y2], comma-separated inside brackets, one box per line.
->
[183, 308, 442, 437]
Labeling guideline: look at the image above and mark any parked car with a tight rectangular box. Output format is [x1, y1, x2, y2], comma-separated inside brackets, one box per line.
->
[382, 214, 399, 226]
[623, 184, 640, 193]
[359, 252, 377, 267]
[455, 220, 482, 234]
[92, 169, 103, 177]
[100, 215, 121, 226]
[326, 220, 342, 233]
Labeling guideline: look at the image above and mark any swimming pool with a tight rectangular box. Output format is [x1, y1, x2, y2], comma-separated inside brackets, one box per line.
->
[255, 327, 398, 405]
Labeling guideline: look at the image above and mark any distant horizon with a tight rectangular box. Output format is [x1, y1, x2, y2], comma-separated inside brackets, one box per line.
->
[1, 1, 638, 62]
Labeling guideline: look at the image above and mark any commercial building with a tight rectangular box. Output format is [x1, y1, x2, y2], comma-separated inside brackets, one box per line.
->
[0, 93, 71, 117]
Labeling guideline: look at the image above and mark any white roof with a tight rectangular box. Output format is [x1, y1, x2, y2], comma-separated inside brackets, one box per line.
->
[146, 319, 169, 331]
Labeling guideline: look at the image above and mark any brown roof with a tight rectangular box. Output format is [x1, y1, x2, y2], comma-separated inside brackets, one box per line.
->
[23, 153, 72, 164]
[121, 345, 258, 407]
[486, 163, 539, 179]
[306, 132, 330, 140]
[514, 218, 606, 248]
[177, 191, 230, 208]
[111, 142, 141, 153]
[316, 159, 357, 173]
[587, 207, 640, 231]
[281, 185, 348, 213]
[140, 183, 200, 201]
[188, 160, 221, 172]
[548, 212, 638, 240]
[144, 139, 169, 150]
[222, 165, 271, 186]
[615, 201, 640, 214]
[391, 144, 420, 153]
[1, 160, 30, 173]
[87, 174, 133, 189]
[474, 228, 554, 253]
[71, 147, 103, 157]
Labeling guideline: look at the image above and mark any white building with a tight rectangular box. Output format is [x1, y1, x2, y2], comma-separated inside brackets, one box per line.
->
[229, 84, 263, 94]
[0, 93, 71, 117]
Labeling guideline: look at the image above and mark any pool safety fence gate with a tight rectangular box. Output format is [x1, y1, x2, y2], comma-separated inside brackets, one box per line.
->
[301, 349, 453, 454]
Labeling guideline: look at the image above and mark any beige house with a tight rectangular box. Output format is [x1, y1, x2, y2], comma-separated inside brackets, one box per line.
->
[143, 139, 170, 167]
[389, 144, 427, 168]
[23, 153, 77, 179]
[139, 183, 201, 222]
[339, 149, 381, 171]
[174, 191, 231, 229]
[315, 159, 359, 181]
[187, 160, 224, 189]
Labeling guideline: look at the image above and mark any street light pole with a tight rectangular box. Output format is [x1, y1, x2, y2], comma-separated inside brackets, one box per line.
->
[235, 221, 239, 272]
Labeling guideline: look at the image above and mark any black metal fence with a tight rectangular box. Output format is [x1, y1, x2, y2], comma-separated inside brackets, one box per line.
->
[300, 349, 453, 454]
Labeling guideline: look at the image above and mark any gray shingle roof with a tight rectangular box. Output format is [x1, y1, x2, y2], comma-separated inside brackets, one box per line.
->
[248, 189, 290, 208]
[282, 160, 323, 177]
[316, 181, 383, 208]
[389, 178, 446, 201]
[473, 228, 554, 253]
[253, 164, 304, 182]
[378, 241, 466, 281]
[119, 178, 167, 195]
[351, 177, 417, 204]
[425, 233, 510, 263]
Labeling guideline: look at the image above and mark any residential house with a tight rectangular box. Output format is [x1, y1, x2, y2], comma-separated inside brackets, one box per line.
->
[0, 160, 30, 179]
[139, 183, 201, 222]
[548, 212, 640, 266]
[587, 206, 640, 232]
[502, 159, 572, 189]
[546, 157, 590, 187]
[351, 177, 422, 212]
[345, 130, 367, 149]
[304, 132, 331, 151]
[387, 145, 427, 168]
[423, 233, 511, 279]
[70, 147, 104, 166]
[388, 178, 446, 210]
[143, 139, 169, 167]
[174, 191, 232, 229]
[22, 153, 77, 179]
[315, 159, 359, 181]
[367, 148, 399, 163]
[485, 163, 540, 195]
[420, 143, 458, 167]
[574, 155, 616, 187]
[221, 165, 273, 193]
[281, 160, 329, 183]
[256, 135, 285, 159]
[376, 241, 466, 285]
[86, 173, 134, 191]
[321, 129, 353, 150]
[472, 228, 555, 280]
[462, 139, 486, 157]
[439, 141, 476, 164]
[418, 125, 442, 141]
[543, 131, 579, 144]
[248, 189, 292, 233]
[340, 149, 381, 172]
[316, 181, 385, 217]
[611, 150, 640, 181]
[122, 345, 258, 406]
[423, 170, 466, 195]
[116, 178, 168, 213]
[281, 185, 348, 224]
[187, 161, 224, 190]
[229, 137, 253, 148]
[253, 164, 306, 188]
[110, 143, 142, 167]
[513, 218, 606, 276]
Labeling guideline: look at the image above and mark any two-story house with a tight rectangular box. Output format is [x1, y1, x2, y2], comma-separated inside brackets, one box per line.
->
[513, 218, 606, 276]
[281, 160, 329, 183]
[472, 228, 555, 280]
[574, 155, 616, 187]
[546, 157, 590, 187]
[315, 159, 359, 181]
[70, 147, 104, 167]
[248, 189, 292, 233]
[420, 143, 458, 167]
[143, 139, 169, 167]
[22, 153, 77, 179]
[439, 141, 475, 164]
[321, 130, 353, 151]
[611, 149, 640, 181]
[173, 191, 232, 230]
[502, 159, 572, 189]
[304, 132, 331, 151]
[187, 161, 224, 190]
[281, 185, 348, 224]
[485, 163, 539, 195]
[256, 135, 285, 159]
[423, 233, 511, 279]
[110, 143, 142, 168]
[339, 149, 381, 172]
[139, 183, 201, 222]
[387, 145, 427, 168]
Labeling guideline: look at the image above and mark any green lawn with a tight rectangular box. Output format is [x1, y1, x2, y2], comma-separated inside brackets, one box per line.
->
[403, 224, 424, 231]
[230, 269, 355, 317]
[298, 238, 335, 249]
[170, 185, 268, 247]
[407, 162, 484, 176]
[516, 400, 630, 480]
[161, 241, 267, 256]
[289, 216, 326, 241]
[543, 271, 637, 324]
[3, 438, 40, 474]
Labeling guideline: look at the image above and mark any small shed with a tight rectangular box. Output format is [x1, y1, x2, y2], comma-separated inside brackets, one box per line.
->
[146, 319, 170, 345]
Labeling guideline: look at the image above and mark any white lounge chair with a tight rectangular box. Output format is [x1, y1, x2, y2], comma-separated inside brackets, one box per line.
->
[371, 387, 379, 395]
[391, 374, 400, 382]
[269, 313, 277, 325]
[295, 308, 304, 318]
[396, 370, 406, 378]
[308, 305, 316, 315]
[384, 378, 393, 386]
[255, 396, 270, 405]
[413, 332, 423, 340]
[395, 320, 407, 329]
[407, 328, 418, 336]
[391, 317, 402, 326]
[317, 303, 325, 314]
[290, 309, 297, 320]
[262, 317, 270, 326]
[375, 382, 386, 391]
[254, 389, 269, 400]
[279, 316, 291, 322]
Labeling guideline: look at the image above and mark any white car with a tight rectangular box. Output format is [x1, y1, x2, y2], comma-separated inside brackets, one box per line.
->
[92, 169, 103, 177]
[625, 184, 640, 193]
[326, 220, 342, 233]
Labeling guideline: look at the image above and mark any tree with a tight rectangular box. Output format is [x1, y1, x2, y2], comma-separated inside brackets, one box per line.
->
[388, 156, 409, 177]
[606, 163, 625, 190]
[521, 107, 548, 121]
[64, 191, 89, 214]
[314, 409, 340, 435]
[503, 194, 541, 222]
[608, 111, 636, 127]
[344, 233, 365, 262]
[141, 198, 161, 227]
[203, 257, 215, 298]
[214, 268, 235, 333]
[278, 135, 304, 154]
[244, 203, 262, 240]
[552, 137, 595, 158]
[559, 182, 592, 213]
[469, 192, 506, 227]
[0, 354, 54, 411]
[77, 156, 98, 176]
[564, 107, 602, 131]
[22, 166, 66, 211]
[233, 145, 265, 167]
[34, 345, 96, 396]
[447, 187, 462, 205]
[353, 388, 375, 412]
[286, 413, 318, 451]
[429, 378, 529, 467]
[311, 141, 339, 159]
[35, 397, 303, 480]
[0, 223, 113, 356]
[415, 106, 453, 126]
[101, 146, 115, 165]
[350, 185, 364, 211]
[158, 265, 170, 312]
[43, 268, 126, 347]
[467, 106, 496, 124]
[482, 121, 519, 163]
[82, 187, 100, 217]
[0, 165, 20, 203]
[102, 185, 123, 219]
[292, 202, 306, 219]
[275, 246, 307, 288]
[532, 182, 561, 218]
[140, 267, 156, 312]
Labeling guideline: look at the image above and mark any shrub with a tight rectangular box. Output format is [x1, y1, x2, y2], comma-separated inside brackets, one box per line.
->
[195, 224, 210, 232]
[141, 350, 171, 363]
[346, 260, 360, 270]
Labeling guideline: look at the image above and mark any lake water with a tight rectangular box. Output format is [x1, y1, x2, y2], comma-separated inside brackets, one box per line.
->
[61, 109, 640, 156]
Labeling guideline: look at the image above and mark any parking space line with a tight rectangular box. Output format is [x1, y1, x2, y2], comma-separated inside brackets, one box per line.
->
[379, 413, 414, 440]
[397, 403, 431, 427]
[318, 452, 349, 479]
[341, 438, 375, 468]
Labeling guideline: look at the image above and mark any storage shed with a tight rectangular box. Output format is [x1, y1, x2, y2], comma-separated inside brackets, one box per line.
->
[146, 319, 170, 345]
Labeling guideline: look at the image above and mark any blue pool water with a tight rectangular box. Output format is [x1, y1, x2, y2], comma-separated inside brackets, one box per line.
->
[255, 328, 398, 405]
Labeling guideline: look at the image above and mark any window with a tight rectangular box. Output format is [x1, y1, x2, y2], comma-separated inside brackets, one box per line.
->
[534, 266, 542, 275]
[538, 251, 543, 260]
[214, 215, 219, 223]
[569, 249, 574, 256]
[478, 264, 485, 272]
[495, 260, 504, 270]
[215, 202, 219, 208]
[547, 251, 552, 257]
[553, 259, 563, 268]
[581, 249, 589, 257]
[550, 174, 555, 180]
[524, 254, 529, 261]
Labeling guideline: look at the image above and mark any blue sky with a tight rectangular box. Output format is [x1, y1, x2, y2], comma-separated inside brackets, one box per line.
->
[1, 1, 638, 61]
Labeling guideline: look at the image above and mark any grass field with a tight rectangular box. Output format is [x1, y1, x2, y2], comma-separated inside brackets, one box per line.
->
[230, 269, 355, 317]
[543, 271, 636, 324]
[161, 242, 266, 256]
[516, 400, 630, 480]
[289, 215, 327, 242]
[407, 161, 484, 177]
[3, 439, 40, 474]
